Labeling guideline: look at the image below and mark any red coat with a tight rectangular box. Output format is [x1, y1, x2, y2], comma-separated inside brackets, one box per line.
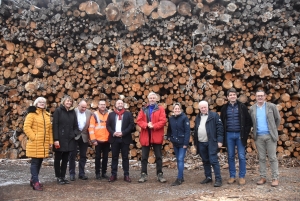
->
[136, 104, 167, 146]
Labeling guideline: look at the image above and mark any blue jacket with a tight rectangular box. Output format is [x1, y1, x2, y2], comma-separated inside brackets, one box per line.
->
[167, 113, 190, 147]
[193, 111, 224, 155]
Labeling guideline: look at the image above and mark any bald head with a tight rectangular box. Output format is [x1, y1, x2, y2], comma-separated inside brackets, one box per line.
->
[115, 99, 124, 111]
[78, 100, 87, 113]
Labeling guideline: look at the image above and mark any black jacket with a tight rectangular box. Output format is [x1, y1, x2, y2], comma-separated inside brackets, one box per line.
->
[52, 104, 79, 152]
[193, 111, 224, 155]
[106, 111, 135, 144]
[220, 101, 252, 147]
[167, 113, 190, 147]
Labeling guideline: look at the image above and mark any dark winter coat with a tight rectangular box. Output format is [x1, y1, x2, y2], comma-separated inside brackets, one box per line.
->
[220, 101, 252, 147]
[167, 113, 190, 147]
[193, 111, 224, 155]
[52, 104, 79, 152]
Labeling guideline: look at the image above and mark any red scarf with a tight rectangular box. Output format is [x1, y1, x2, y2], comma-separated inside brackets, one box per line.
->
[115, 108, 125, 120]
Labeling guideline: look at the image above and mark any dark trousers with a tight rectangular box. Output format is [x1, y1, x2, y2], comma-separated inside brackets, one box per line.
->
[198, 142, 222, 181]
[141, 144, 163, 175]
[69, 136, 88, 177]
[111, 138, 130, 176]
[54, 151, 69, 178]
[30, 158, 43, 183]
[95, 141, 110, 175]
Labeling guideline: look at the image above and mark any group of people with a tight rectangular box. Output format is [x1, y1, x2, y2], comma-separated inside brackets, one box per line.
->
[23, 89, 281, 191]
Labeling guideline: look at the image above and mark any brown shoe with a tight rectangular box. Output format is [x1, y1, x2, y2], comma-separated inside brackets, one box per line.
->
[227, 178, 236, 184]
[239, 178, 246, 185]
[271, 179, 279, 187]
[124, 176, 131, 183]
[108, 175, 117, 182]
[256, 178, 266, 185]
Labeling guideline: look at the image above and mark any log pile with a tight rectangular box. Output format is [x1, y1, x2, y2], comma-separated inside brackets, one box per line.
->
[0, 0, 300, 161]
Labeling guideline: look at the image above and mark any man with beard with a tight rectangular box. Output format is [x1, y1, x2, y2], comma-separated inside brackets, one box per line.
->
[106, 100, 135, 182]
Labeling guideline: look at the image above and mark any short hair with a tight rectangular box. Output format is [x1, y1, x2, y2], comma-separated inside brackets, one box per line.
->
[98, 100, 106, 104]
[198, 100, 208, 107]
[256, 89, 266, 95]
[115, 99, 123, 106]
[173, 102, 182, 110]
[147, 92, 157, 99]
[33, 97, 47, 108]
[61, 95, 73, 105]
[227, 88, 237, 96]
[78, 99, 87, 105]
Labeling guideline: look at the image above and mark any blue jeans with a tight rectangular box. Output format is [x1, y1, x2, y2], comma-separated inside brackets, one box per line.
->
[227, 132, 246, 178]
[30, 158, 43, 183]
[198, 142, 222, 181]
[173, 146, 187, 180]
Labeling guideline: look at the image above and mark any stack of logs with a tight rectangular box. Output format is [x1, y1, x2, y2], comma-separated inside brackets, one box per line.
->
[0, 0, 300, 161]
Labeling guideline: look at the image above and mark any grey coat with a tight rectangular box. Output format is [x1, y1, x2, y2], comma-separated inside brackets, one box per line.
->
[249, 102, 281, 142]
[74, 108, 93, 143]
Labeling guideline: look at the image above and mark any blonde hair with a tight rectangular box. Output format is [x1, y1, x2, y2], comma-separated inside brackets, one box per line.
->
[61, 95, 73, 106]
[33, 97, 47, 108]
[173, 102, 182, 110]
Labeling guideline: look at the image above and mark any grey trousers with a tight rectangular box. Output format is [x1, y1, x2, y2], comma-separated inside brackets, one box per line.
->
[255, 134, 279, 180]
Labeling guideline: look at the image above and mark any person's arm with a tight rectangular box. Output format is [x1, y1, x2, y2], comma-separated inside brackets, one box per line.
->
[121, 112, 135, 137]
[23, 113, 36, 141]
[215, 113, 224, 148]
[152, 107, 167, 130]
[88, 114, 97, 145]
[183, 115, 191, 148]
[136, 109, 148, 129]
[273, 104, 281, 127]
[244, 104, 253, 134]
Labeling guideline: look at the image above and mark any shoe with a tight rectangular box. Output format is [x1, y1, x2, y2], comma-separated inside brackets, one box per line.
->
[57, 178, 65, 185]
[30, 179, 43, 187]
[79, 175, 88, 180]
[256, 178, 266, 185]
[102, 173, 109, 179]
[32, 182, 43, 191]
[124, 176, 131, 183]
[62, 178, 70, 184]
[171, 178, 183, 186]
[200, 177, 212, 184]
[70, 175, 75, 181]
[157, 173, 167, 183]
[96, 174, 101, 180]
[227, 178, 236, 184]
[239, 178, 246, 185]
[271, 179, 279, 187]
[108, 175, 117, 182]
[138, 173, 148, 183]
[214, 180, 222, 187]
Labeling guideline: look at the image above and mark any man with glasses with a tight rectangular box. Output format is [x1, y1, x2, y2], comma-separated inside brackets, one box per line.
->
[249, 90, 281, 187]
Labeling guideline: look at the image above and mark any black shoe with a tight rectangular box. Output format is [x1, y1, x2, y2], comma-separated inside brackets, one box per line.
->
[96, 174, 101, 180]
[57, 178, 65, 185]
[102, 173, 109, 179]
[171, 178, 183, 186]
[70, 175, 75, 181]
[79, 175, 88, 180]
[200, 177, 212, 184]
[62, 178, 70, 184]
[214, 180, 222, 187]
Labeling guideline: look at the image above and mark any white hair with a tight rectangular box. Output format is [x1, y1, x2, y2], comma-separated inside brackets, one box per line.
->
[198, 100, 208, 107]
[33, 97, 47, 108]
[147, 92, 157, 99]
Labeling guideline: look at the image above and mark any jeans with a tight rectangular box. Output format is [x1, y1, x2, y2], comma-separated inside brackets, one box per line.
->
[95, 141, 110, 175]
[141, 144, 163, 175]
[173, 146, 187, 180]
[111, 138, 130, 176]
[255, 134, 279, 179]
[30, 158, 43, 183]
[69, 136, 89, 177]
[198, 142, 222, 181]
[227, 132, 246, 178]
[54, 151, 69, 178]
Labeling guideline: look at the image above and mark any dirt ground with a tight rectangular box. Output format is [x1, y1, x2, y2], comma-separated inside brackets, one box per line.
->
[0, 158, 299, 201]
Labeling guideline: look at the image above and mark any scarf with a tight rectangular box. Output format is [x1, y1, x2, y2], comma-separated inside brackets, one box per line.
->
[115, 108, 125, 120]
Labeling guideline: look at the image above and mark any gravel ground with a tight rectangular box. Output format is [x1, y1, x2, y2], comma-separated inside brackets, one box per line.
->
[0, 158, 299, 201]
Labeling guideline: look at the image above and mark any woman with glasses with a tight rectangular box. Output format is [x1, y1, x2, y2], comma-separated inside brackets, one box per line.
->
[53, 95, 79, 185]
[167, 103, 191, 186]
[23, 97, 53, 191]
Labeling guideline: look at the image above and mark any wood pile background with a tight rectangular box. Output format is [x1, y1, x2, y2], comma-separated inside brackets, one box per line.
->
[0, 0, 300, 162]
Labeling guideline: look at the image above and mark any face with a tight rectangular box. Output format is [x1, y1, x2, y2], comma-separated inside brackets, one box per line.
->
[199, 103, 208, 114]
[98, 101, 106, 112]
[115, 100, 124, 111]
[78, 101, 87, 113]
[255, 91, 266, 104]
[173, 105, 181, 116]
[228, 92, 237, 103]
[148, 94, 157, 105]
[64, 98, 73, 109]
[37, 100, 46, 109]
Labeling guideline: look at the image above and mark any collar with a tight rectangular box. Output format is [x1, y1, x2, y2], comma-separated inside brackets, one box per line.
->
[256, 102, 266, 108]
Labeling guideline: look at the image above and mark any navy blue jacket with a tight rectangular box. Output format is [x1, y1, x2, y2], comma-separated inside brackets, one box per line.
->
[167, 113, 190, 147]
[220, 101, 252, 147]
[193, 111, 224, 155]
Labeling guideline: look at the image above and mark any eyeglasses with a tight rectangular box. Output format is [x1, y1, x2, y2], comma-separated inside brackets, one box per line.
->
[256, 95, 265, 98]
[38, 102, 46, 104]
